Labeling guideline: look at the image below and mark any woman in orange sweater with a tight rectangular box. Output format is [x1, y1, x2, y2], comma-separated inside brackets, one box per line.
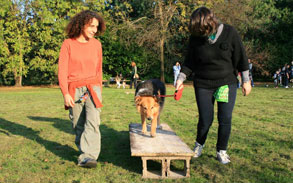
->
[58, 10, 106, 168]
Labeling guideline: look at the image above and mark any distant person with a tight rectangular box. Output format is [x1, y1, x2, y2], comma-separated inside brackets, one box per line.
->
[175, 7, 251, 164]
[115, 74, 122, 88]
[273, 70, 280, 88]
[278, 68, 282, 86]
[290, 61, 293, 84]
[281, 65, 286, 86]
[130, 61, 138, 89]
[122, 77, 126, 89]
[237, 72, 241, 88]
[284, 64, 289, 88]
[248, 59, 254, 87]
[173, 62, 181, 86]
[58, 10, 106, 168]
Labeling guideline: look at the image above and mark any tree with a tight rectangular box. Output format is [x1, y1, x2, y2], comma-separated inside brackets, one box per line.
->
[112, 0, 183, 82]
[113, 0, 225, 82]
[26, 0, 108, 85]
[0, 0, 291, 85]
[0, 0, 31, 86]
[27, 0, 83, 85]
[155, 0, 178, 82]
[211, 0, 293, 78]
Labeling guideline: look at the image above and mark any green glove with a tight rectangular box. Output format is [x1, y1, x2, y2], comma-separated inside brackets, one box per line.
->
[213, 85, 229, 103]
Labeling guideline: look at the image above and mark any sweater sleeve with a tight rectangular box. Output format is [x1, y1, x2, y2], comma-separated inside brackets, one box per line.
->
[180, 37, 193, 77]
[58, 40, 70, 96]
[97, 41, 103, 86]
[231, 27, 249, 72]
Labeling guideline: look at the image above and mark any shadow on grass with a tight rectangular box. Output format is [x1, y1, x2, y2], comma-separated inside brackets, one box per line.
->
[27, 116, 74, 135]
[0, 117, 77, 163]
[24, 116, 143, 174]
[99, 124, 141, 174]
[26, 116, 142, 174]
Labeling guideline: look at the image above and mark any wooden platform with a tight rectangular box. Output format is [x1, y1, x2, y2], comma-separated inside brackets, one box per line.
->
[129, 123, 194, 179]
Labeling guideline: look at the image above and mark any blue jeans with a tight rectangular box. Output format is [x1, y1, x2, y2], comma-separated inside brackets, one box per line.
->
[174, 72, 179, 86]
[194, 83, 237, 151]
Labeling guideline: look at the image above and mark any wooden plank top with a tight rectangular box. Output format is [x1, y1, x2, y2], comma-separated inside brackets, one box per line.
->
[129, 123, 194, 157]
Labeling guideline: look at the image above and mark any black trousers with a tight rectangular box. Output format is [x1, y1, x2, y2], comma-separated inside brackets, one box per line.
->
[284, 76, 289, 87]
[130, 78, 137, 89]
[194, 83, 237, 151]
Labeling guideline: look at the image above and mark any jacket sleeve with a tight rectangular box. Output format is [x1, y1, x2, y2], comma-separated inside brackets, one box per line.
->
[180, 37, 193, 77]
[231, 26, 249, 72]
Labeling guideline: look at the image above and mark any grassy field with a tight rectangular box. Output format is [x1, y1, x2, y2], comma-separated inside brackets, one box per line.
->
[0, 84, 292, 183]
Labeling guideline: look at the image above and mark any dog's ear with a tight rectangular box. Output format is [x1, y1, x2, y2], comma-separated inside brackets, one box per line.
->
[135, 96, 142, 105]
[153, 95, 159, 103]
[154, 90, 161, 103]
[135, 96, 142, 112]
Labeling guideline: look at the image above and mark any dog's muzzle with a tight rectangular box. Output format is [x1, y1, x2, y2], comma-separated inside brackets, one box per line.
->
[147, 117, 152, 121]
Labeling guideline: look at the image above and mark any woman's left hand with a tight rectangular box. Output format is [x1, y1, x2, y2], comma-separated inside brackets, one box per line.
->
[242, 82, 252, 96]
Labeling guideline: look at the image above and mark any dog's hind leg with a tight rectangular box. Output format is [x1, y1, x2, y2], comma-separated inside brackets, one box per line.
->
[156, 106, 163, 129]
[157, 114, 161, 128]
[141, 114, 147, 135]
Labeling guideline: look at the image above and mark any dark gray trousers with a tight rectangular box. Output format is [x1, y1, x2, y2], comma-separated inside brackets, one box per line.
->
[69, 86, 102, 162]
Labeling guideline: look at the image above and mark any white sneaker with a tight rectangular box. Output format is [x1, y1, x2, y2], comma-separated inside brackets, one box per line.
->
[216, 150, 231, 164]
[193, 142, 204, 158]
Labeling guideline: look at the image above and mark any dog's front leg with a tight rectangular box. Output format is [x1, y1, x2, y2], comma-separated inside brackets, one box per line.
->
[141, 114, 147, 135]
[150, 117, 157, 137]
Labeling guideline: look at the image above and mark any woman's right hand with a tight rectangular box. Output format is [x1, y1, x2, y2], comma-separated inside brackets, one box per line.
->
[64, 94, 75, 108]
[242, 82, 252, 96]
[175, 80, 184, 90]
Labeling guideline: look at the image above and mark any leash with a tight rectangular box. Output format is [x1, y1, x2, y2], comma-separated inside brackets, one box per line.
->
[157, 94, 175, 98]
[139, 84, 184, 101]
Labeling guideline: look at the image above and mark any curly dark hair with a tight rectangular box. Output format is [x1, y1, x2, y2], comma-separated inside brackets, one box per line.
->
[189, 7, 219, 37]
[66, 10, 106, 38]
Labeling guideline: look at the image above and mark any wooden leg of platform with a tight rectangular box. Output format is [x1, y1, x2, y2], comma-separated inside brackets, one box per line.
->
[165, 158, 171, 177]
[184, 157, 191, 177]
[162, 158, 167, 178]
[142, 157, 148, 178]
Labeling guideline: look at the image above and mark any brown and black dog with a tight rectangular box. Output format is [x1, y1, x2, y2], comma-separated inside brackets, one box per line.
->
[135, 79, 166, 137]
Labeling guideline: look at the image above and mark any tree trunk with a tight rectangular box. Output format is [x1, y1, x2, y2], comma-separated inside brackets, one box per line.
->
[160, 37, 165, 82]
[14, 75, 22, 87]
[158, 1, 165, 82]
[15, 35, 23, 87]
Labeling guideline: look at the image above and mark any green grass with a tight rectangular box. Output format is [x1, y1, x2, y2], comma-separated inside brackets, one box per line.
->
[0, 85, 292, 183]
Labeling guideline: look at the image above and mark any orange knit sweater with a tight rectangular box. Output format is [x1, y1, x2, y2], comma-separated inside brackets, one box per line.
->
[58, 38, 103, 107]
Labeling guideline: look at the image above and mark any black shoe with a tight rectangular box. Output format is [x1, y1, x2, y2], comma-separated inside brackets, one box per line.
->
[78, 158, 97, 168]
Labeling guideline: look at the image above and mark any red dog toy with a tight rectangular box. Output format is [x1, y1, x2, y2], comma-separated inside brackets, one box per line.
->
[174, 87, 184, 101]
[157, 85, 184, 101]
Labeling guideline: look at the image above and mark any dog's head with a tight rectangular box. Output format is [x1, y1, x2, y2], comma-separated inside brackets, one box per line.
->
[135, 96, 160, 120]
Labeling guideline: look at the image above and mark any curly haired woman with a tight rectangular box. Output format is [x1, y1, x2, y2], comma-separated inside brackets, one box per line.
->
[58, 10, 106, 168]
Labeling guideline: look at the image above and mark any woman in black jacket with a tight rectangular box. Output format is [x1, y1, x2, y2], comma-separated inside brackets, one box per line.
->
[176, 7, 251, 164]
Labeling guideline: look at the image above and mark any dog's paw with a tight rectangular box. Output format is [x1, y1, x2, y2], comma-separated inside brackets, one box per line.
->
[141, 130, 147, 135]
[156, 125, 162, 130]
[150, 133, 156, 137]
